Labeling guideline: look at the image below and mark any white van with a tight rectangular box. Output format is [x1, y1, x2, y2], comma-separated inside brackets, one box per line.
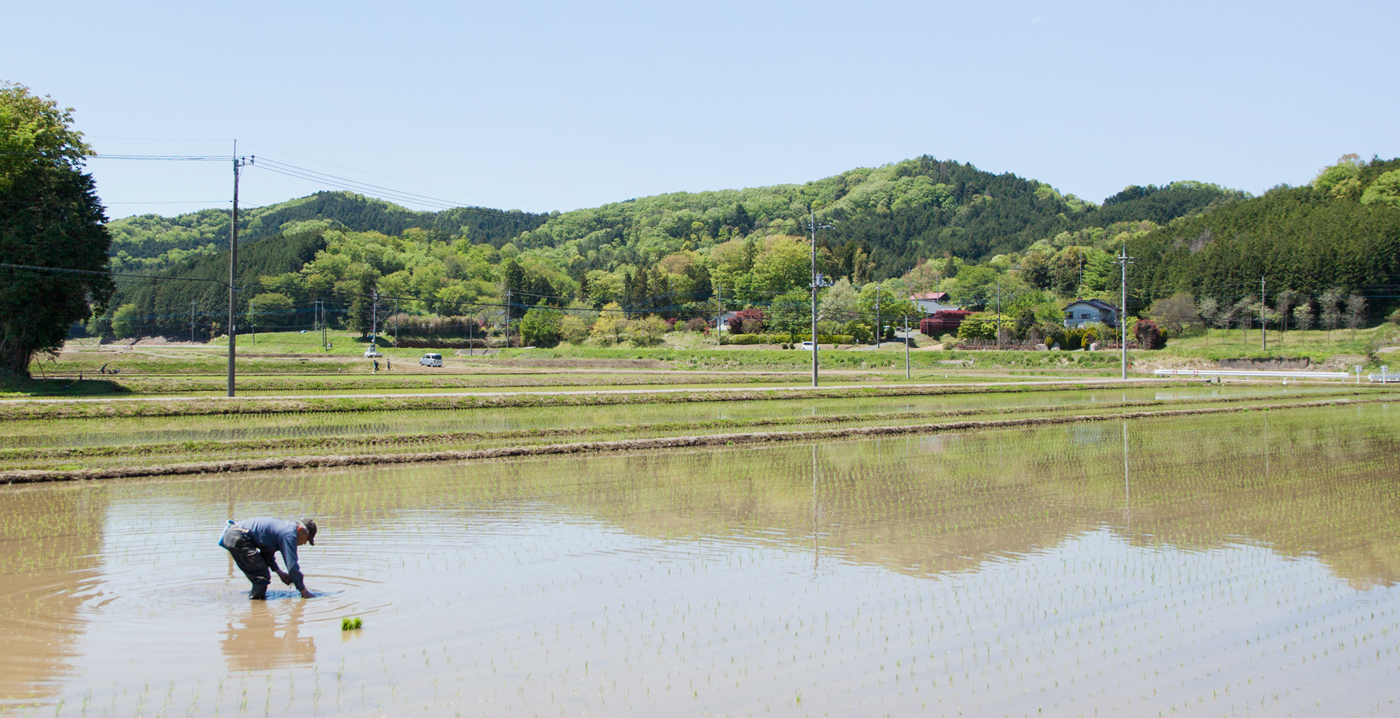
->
[419, 353, 443, 367]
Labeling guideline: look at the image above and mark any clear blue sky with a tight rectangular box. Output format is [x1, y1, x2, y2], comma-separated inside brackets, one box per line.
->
[6, 0, 1397, 219]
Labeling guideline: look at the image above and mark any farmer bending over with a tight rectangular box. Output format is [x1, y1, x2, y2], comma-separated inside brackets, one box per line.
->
[220, 517, 318, 600]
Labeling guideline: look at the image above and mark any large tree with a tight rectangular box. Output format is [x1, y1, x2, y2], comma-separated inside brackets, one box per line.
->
[0, 82, 112, 376]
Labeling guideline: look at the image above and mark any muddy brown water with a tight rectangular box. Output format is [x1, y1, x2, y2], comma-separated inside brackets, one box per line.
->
[1, 402, 1397, 716]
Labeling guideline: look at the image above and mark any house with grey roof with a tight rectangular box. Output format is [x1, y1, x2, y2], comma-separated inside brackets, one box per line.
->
[1062, 299, 1119, 328]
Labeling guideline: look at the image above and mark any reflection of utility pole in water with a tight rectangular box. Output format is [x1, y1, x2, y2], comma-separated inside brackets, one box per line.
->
[1122, 421, 1130, 523]
[1264, 411, 1269, 478]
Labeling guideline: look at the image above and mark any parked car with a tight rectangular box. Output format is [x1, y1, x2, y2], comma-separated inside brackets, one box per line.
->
[799, 341, 815, 351]
[419, 353, 443, 367]
[364, 347, 383, 358]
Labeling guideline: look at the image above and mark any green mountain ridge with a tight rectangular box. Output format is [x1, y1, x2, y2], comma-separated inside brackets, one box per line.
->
[106, 192, 549, 272]
[108, 157, 1239, 276]
[99, 154, 1400, 341]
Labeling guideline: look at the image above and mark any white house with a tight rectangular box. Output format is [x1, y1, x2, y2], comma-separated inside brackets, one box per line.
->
[716, 311, 739, 332]
[1062, 299, 1119, 328]
[910, 291, 957, 315]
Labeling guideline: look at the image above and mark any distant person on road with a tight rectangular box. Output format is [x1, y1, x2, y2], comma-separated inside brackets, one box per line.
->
[219, 517, 318, 600]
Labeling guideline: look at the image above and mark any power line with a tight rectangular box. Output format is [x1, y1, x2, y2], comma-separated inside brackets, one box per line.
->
[238, 142, 571, 209]
[89, 154, 228, 161]
[0, 262, 231, 287]
[89, 136, 231, 142]
[105, 200, 229, 205]
[250, 159, 467, 212]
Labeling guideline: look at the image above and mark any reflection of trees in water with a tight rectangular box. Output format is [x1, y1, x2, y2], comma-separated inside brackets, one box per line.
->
[276, 404, 1394, 588]
[0, 484, 108, 702]
[7, 402, 1389, 677]
[222, 599, 316, 672]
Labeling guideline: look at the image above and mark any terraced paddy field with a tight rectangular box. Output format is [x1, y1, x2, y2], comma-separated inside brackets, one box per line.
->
[1, 398, 1398, 716]
[0, 383, 1378, 477]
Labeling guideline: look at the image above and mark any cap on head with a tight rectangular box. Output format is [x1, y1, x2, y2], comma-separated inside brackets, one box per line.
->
[300, 518, 317, 545]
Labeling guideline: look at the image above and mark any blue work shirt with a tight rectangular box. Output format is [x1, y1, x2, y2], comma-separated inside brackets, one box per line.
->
[234, 517, 306, 591]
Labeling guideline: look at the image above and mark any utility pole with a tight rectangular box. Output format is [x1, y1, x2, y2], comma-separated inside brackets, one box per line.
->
[227, 144, 250, 398]
[995, 283, 1002, 349]
[1261, 277, 1267, 351]
[904, 315, 910, 379]
[1115, 245, 1136, 380]
[875, 290, 882, 349]
[808, 211, 832, 387]
[371, 288, 379, 343]
[716, 283, 723, 347]
[191, 301, 196, 344]
[315, 299, 326, 351]
[504, 287, 511, 351]
[393, 298, 399, 348]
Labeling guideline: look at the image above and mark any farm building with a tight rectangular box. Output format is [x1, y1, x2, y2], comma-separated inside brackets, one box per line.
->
[910, 292, 958, 315]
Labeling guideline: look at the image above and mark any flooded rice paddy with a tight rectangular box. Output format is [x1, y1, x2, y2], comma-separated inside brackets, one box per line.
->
[2, 402, 1398, 716]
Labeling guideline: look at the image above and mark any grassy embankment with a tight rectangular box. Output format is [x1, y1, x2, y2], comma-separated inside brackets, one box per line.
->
[1154, 324, 1399, 363]
[0, 378, 1232, 421]
[12, 325, 1393, 399]
[10, 330, 1135, 397]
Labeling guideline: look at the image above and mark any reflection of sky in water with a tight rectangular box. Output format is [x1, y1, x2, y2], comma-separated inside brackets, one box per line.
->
[14, 506, 1400, 716]
[2, 404, 1397, 716]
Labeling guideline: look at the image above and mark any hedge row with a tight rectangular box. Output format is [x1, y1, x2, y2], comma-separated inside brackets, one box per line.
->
[722, 334, 856, 345]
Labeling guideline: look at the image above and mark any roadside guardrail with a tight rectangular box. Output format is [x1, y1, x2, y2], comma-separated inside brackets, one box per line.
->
[1153, 369, 1351, 379]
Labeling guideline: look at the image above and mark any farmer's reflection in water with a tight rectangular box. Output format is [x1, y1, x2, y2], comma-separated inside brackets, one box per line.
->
[221, 599, 316, 671]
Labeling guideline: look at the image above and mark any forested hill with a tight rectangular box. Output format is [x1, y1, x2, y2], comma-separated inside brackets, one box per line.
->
[105, 191, 550, 272]
[511, 157, 1243, 281]
[101, 156, 1262, 339]
[1128, 157, 1400, 304]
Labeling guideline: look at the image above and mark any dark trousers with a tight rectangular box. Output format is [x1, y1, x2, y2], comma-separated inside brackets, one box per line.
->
[221, 526, 275, 594]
